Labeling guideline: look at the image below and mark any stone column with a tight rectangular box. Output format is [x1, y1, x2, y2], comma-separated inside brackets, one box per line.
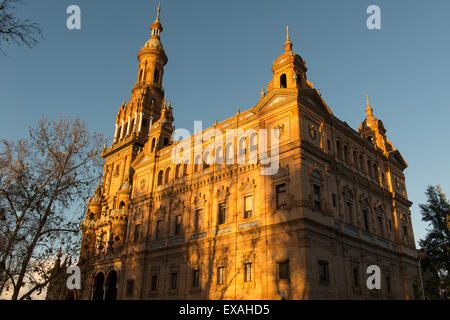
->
[127, 116, 131, 136]
[114, 123, 119, 142]
[120, 120, 124, 139]
[138, 112, 143, 133]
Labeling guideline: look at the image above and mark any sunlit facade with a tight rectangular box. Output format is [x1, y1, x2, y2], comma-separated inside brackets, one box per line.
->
[47, 5, 419, 300]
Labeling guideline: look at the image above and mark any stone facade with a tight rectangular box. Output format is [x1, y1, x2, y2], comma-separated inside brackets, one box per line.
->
[53, 6, 419, 300]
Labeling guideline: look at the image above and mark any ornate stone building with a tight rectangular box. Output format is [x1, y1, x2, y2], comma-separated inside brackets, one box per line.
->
[54, 5, 419, 300]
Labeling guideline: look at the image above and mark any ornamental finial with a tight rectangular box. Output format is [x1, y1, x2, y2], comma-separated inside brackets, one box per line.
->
[156, 2, 161, 21]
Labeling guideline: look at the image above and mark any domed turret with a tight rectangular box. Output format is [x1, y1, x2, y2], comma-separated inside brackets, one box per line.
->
[266, 26, 313, 92]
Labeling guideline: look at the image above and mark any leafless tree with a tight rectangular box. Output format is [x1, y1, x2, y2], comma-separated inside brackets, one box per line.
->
[0, 116, 104, 300]
[0, 0, 42, 53]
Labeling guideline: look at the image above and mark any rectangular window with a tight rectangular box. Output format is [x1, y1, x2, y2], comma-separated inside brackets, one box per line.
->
[278, 261, 290, 280]
[126, 279, 134, 296]
[151, 274, 158, 291]
[156, 220, 163, 240]
[217, 267, 225, 285]
[244, 195, 253, 219]
[134, 224, 141, 243]
[386, 276, 391, 293]
[170, 273, 178, 290]
[276, 184, 287, 209]
[194, 209, 202, 232]
[332, 193, 337, 207]
[362, 209, 369, 231]
[346, 202, 353, 224]
[175, 215, 182, 235]
[403, 226, 408, 243]
[244, 263, 253, 282]
[218, 203, 226, 225]
[352, 267, 359, 288]
[192, 270, 200, 288]
[378, 216, 384, 237]
[313, 184, 321, 211]
[319, 261, 329, 283]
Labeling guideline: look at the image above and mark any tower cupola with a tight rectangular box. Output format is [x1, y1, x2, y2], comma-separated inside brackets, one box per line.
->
[267, 26, 313, 92]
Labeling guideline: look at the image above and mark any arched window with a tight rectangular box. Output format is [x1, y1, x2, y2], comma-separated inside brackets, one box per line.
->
[343, 145, 349, 164]
[203, 151, 211, 169]
[92, 273, 105, 300]
[336, 141, 342, 161]
[238, 137, 246, 164]
[225, 142, 234, 165]
[175, 164, 181, 179]
[151, 138, 156, 152]
[194, 155, 202, 172]
[119, 201, 126, 210]
[105, 271, 118, 300]
[157, 170, 164, 185]
[367, 160, 373, 178]
[249, 132, 258, 163]
[359, 154, 364, 172]
[153, 67, 160, 83]
[353, 151, 358, 169]
[165, 167, 171, 183]
[139, 69, 143, 82]
[215, 146, 224, 165]
[280, 74, 287, 88]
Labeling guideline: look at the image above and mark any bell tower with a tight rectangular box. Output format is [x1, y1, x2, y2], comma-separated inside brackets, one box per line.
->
[97, 2, 170, 216]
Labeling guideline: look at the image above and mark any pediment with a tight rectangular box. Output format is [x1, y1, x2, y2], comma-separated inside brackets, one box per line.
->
[239, 178, 256, 191]
[251, 90, 297, 114]
[131, 151, 153, 170]
[388, 150, 408, 170]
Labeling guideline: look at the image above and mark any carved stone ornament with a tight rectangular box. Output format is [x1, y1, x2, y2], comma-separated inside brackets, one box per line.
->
[309, 124, 317, 140]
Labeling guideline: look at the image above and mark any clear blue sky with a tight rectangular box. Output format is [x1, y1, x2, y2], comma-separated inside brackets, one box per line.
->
[1, 0, 449, 246]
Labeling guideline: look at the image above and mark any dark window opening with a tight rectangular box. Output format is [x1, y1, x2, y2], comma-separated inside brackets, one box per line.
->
[218, 203, 226, 225]
[193, 270, 200, 288]
[280, 74, 287, 88]
[276, 184, 287, 209]
[278, 261, 290, 280]
[170, 273, 178, 290]
[156, 220, 163, 240]
[133, 224, 141, 243]
[319, 261, 329, 283]
[174, 215, 182, 235]
[363, 209, 369, 231]
[151, 274, 158, 291]
[126, 280, 134, 297]
[386, 276, 391, 293]
[313, 184, 321, 211]
[352, 268, 359, 288]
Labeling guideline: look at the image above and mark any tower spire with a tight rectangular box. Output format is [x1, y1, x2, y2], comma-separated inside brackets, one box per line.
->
[366, 94, 375, 119]
[284, 25, 293, 52]
[156, 1, 161, 21]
